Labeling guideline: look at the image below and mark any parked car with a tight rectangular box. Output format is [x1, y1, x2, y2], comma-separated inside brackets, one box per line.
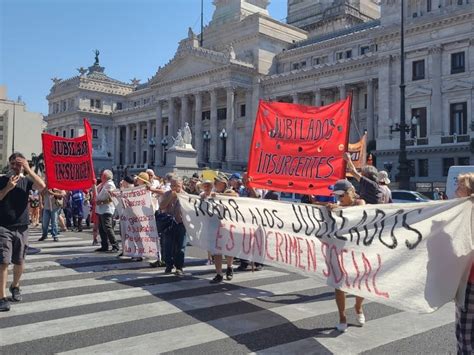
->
[391, 190, 432, 203]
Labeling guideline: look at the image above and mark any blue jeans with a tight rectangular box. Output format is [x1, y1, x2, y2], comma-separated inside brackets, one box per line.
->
[42, 208, 59, 238]
[163, 223, 186, 270]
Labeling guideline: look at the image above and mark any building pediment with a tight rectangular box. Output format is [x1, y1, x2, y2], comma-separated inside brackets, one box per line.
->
[442, 79, 473, 92]
[150, 42, 253, 86]
[406, 85, 432, 98]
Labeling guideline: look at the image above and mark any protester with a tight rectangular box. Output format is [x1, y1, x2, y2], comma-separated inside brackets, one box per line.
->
[120, 175, 135, 189]
[28, 189, 41, 227]
[237, 172, 263, 271]
[377, 170, 392, 204]
[328, 179, 366, 332]
[136, 172, 151, 186]
[185, 176, 200, 195]
[264, 190, 279, 200]
[453, 172, 474, 354]
[160, 176, 186, 275]
[63, 191, 74, 231]
[0, 152, 45, 311]
[344, 152, 383, 204]
[209, 173, 235, 283]
[95, 170, 119, 252]
[146, 169, 161, 189]
[71, 189, 85, 232]
[39, 181, 66, 242]
[199, 179, 215, 265]
[229, 172, 243, 193]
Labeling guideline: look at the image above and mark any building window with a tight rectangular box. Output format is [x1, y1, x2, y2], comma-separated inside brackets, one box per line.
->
[451, 52, 465, 74]
[360, 46, 370, 55]
[133, 130, 137, 140]
[443, 158, 455, 176]
[411, 107, 427, 138]
[336, 52, 343, 60]
[300, 61, 306, 68]
[61, 101, 67, 112]
[418, 159, 429, 177]
[55, 132, 59, 136]
[364, 94, 368, 109]
[70, 129, 74, 138]
[427, 0, 432, 11]
[313, 57, 320, 65]
[240, 104, 246, 117]
[133, 152, 136, 164]
[345, 50, 352, 59]
[408, 160, 416, 177]
[458, 157, 470, 165]
[62, 130, 66, 138]
[116, 102, 122, 110]
[143, 151, 147, 164]
[92, 129, 98, 139]
[450, 102, 467, 135]
[143, 129, 147, 139]
[165, 125, 169, 136]
[90, 99, 94, 108]
[412, 60, 425, 80]
[292, 63, 300, 70]
[217, 108, 227, 120]
[202, 111, 210, 121]
[90, 99, 101, 109]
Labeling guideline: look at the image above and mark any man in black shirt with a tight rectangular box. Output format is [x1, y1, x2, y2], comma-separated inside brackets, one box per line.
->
[0, 152, 45, 311]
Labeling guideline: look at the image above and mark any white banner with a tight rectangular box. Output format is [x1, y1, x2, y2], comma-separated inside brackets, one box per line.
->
[179, 194, 474, 313]
[112, 186, 159, 258]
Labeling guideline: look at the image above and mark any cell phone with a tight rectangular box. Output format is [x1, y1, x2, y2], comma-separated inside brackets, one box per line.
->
[5, 170, 18, 178]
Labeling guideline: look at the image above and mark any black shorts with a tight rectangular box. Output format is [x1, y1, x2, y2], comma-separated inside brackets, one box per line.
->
[0, 226, 29, 265]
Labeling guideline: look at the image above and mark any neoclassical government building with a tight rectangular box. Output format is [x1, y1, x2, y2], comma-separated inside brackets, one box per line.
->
[45, 0, 473, 187]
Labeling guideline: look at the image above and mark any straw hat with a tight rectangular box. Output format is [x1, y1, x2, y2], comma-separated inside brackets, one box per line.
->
[136, 172, 150, 185]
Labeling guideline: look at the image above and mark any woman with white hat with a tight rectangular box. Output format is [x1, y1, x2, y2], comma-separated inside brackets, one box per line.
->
[377, 170, 392, 204]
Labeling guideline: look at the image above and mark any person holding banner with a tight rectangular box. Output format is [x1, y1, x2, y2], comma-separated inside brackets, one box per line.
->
[159, 176, 186, 276]
[329, 179, 366, 332]
[0, 152, 46, 312]
[95, 170, 119, 252]
[344, 153, 382, 205]
[454, 172, 474, 354]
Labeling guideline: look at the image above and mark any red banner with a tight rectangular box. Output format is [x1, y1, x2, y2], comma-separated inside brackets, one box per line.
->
[247, 97, 351, 195]
[42, 119, 96, 190]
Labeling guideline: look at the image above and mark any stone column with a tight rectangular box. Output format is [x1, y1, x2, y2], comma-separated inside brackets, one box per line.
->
[292, 92, 299, 104]
[194, 92, 203, 164]
[313, 88, 321, 106]
[114, 126, 120, 165]
[135, 122, 141, 165]
[168, 98, 176, 137]
[430, 46, 442, 135]
[155, 102, 163, 166]
[209, 88, 218, 166]
[378, 56, 392, 138]
[366, 79, 375, 141]
[351, 87, 360, 142]
[125, 124, 131, 165]
[146, 120, 152, 165]
[226, 87, 235, 167]
[180, 95, 189, 131]
[339, 85, 346, 100]
[245, 89, 253, 158]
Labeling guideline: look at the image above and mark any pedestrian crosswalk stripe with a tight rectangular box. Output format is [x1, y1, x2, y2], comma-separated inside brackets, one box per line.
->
[26, 251, 98, 261]
[4, 269, 288, 317]
[0, 277, 329, 347]
[29, 240, 94, 248]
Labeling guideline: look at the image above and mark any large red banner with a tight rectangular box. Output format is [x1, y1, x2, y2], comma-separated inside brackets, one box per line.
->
[247, 97, 352, 195]
[42, 119, 96, 190]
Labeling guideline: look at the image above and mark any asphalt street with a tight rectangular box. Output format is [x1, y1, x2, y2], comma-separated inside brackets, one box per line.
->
[0, 227, 456, 354]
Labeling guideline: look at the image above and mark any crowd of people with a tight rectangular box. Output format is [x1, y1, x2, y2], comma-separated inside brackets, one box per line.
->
[0, 150, 473, 353]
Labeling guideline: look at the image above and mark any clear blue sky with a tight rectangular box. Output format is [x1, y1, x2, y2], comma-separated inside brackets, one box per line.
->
[0, 0, 287, 115]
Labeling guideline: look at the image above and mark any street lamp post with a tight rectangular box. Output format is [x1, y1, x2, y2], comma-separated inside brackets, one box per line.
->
[161, 137, 168, 166]
[397, 0, 410, 190]
[219, 128, 227, 162]
[148, 138, 156, 168]
[203, 131, 211, 164]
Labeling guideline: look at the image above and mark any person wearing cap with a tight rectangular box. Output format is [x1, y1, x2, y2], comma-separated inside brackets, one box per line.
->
[329, 179, 365, 332]
[185, 177, 200, 195]
[377, 170, 392, 204]
[229, 173, 243, 192]
[199, 179, 214, 199]
[209, 173, 235, 283]
[135, 172, 150, 186]
[344, 153, 383, 205]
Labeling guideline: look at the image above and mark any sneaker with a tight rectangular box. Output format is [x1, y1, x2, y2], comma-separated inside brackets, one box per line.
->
[111, 244, 120, 252]
[150, 260, 165, 268]
[92, 240, 99, 246]
[53, 237, 59, 242]
[131, 257, 143, 262]
[336, 323, 348, 332]
[356, 312, 365, 326]
[9, 285, 22, 302]
[225, 267, 234, 281]
[95, 247, 108, 252]
[164, 267, 173, 274]
[210, 274, 223, 283]
[175, 269, 184, 276]
[0, 298, 10, 312]
[38, 236, 47, 241]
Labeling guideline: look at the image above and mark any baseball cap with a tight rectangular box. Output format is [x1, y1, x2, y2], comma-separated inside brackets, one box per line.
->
[377, 171, 391, 185]
[330, 179, 353, 195]
[230, 173, 242, 180]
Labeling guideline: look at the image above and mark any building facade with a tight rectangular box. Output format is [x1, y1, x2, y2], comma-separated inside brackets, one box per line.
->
[45, 0, 474, 189]
[0, 86, 44, 168]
